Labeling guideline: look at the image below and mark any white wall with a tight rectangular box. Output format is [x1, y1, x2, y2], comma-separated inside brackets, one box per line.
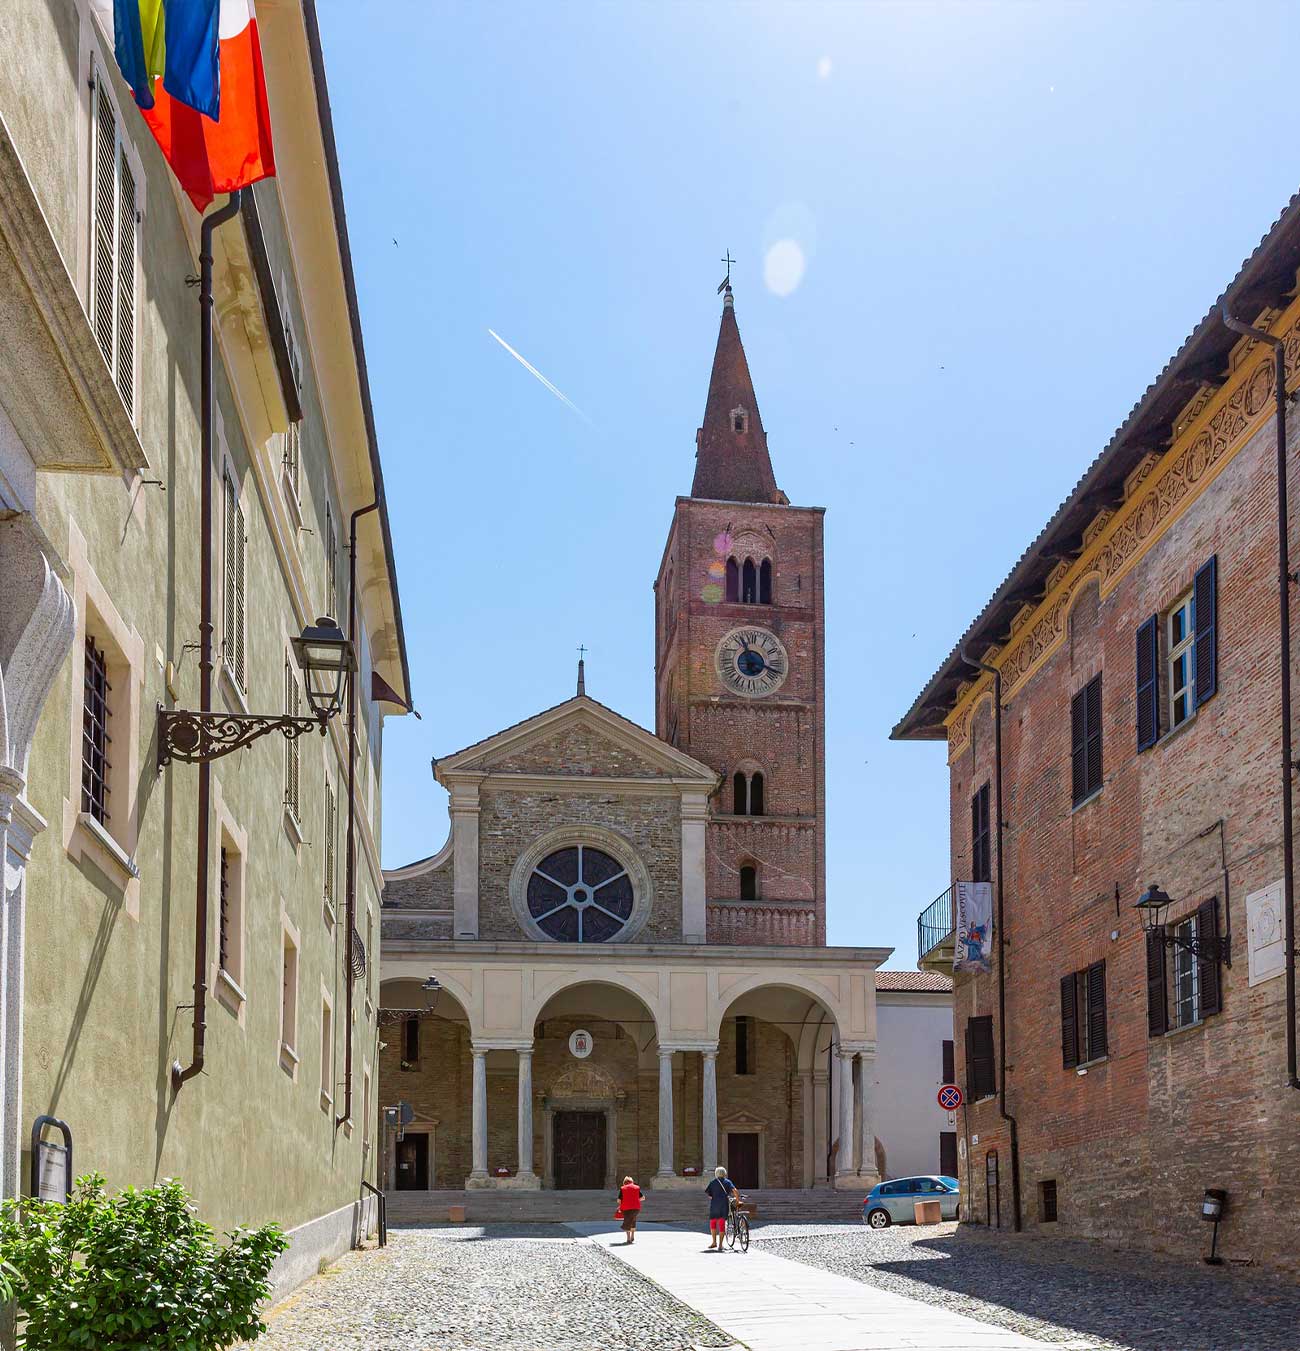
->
[873, 992, 954, 1180]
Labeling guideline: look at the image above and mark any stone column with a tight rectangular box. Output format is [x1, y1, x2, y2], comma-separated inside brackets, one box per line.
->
[702, 1048, 718, 1173]
[516, 1048, 536, 1182]
[799, 1068, 815, 1188]
[450, 782, 480, 939]
[680, 791, 709, 941]
[835, 1049, 857, 1186]
[467, 1045, 488, 1185]
[857, 1051, 878, 1183]
[656, 1048, 675, 1179]
[812, 1067, 829, 1185]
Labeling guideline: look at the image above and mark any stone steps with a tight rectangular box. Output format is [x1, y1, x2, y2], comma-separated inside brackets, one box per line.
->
[386, 1187, 868, 1225]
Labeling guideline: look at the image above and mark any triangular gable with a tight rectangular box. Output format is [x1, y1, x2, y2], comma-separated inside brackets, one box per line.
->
[435, 695, 717, 785]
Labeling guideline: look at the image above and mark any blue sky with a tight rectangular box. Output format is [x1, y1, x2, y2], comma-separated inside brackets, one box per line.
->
[317, 1, 1300, 966]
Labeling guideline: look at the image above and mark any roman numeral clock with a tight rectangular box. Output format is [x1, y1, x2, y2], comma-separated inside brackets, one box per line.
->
[715, 626, 789, 698]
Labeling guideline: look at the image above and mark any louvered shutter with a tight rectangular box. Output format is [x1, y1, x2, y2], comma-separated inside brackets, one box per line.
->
[223, 473, 238, 675]
[1194, 556, 1218, 708]
[1136, 615, 1160, 750]
[1146, 930, 1168, 1038]
[234, 495, 245, 686]
[1070, 688, 1086, 804]
[1086, 961, 1108, 1059]
[92, 74, 117, 373]
[1086, 676, 1102, 797]
[964, 1019, 975, 1097]
[967, 1016, 995, 1099]
[324, 781, 336, 911]
[942, 1039, 954, 1084]
[284, 659, 301, 817]
[1060, 972, 1079, 1069]
[115, 147, 136, 416]
[1197, 897, 1222, 1018]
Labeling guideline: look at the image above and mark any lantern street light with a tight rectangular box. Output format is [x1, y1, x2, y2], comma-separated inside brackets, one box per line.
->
[1134, 883, 1229, 962]
[421, 975, 442, 1014]
[158, 615, 352, 768]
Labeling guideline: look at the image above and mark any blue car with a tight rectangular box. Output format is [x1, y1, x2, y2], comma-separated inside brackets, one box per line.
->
[863, 1175, 960, 1228]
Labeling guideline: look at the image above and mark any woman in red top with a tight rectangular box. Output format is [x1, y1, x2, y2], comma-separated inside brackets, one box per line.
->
[618, 1176, 643, 1244]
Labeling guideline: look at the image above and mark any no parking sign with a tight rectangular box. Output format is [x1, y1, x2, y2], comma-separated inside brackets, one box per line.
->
[937, 1083, 963, 1111]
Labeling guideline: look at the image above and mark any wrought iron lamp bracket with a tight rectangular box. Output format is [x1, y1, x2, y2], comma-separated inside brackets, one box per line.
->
[157, 705, 326, 769]
[1163, 930, 1230, 964]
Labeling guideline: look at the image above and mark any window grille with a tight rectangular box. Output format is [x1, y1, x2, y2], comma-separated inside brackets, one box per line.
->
[81, 636, 112, 824]
[218, 845, 231, 972]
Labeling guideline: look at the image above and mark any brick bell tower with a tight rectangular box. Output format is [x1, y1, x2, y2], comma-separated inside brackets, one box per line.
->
[654, 281, 826, 946]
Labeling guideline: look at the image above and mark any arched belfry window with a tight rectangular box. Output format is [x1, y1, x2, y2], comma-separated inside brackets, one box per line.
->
[759, 558, 773, 604]
[725, 557, 739, 603]
[732, 407, 749, 433]
[739, 863, 758, 900]
[733, 770, 766, 817]
[742, 558, 757, 604]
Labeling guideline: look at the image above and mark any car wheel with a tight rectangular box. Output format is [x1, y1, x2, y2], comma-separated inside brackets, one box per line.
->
[866, 1208, 891, 1229]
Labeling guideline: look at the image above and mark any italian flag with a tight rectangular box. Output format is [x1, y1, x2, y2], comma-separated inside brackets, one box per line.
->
[104, 0, 275, 211]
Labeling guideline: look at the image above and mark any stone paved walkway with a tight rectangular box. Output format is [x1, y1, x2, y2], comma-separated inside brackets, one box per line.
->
[570, 1221, 1049, 1350]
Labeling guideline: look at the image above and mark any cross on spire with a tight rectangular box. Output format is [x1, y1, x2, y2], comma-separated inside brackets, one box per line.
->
[576, 645, 587, 697]
[718, 250, 736, 295]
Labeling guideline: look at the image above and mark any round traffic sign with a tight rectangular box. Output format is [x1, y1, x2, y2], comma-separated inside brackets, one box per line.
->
[937, 1083, 963, 1110]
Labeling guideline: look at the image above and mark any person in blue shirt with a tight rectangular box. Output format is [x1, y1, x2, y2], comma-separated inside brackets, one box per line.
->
[704, 1164, 736, 1250]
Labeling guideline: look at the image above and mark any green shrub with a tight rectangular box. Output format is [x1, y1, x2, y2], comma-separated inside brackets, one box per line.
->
[0, 1172, 288, 1350]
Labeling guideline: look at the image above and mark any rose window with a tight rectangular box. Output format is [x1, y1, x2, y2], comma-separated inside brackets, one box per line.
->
[526, 845, 635, 943]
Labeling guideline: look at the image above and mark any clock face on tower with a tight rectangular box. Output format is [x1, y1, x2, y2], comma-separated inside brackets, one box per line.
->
[715, 626, 789, 698]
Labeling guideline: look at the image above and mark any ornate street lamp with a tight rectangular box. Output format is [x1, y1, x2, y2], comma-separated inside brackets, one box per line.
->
[158, 615, 352, 768]
[1134, 883, 1229, 961]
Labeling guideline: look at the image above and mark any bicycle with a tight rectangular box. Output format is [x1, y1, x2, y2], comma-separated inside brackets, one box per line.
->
[726, 1191, 750, 1252]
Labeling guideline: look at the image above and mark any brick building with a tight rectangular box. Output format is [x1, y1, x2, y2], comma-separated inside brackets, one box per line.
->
[380, 285, 889, 1202]
[896, 191, 1300, 1273]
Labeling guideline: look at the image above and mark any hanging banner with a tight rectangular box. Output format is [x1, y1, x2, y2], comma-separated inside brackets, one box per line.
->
[954, 880, 994, 973]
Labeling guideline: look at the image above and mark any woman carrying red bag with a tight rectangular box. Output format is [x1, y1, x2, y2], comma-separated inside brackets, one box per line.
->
[616, 1175, 643, 1244]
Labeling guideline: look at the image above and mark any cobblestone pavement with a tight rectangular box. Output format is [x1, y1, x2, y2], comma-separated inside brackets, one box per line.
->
[245, 1225, 734, 1351]
[755, 1221, 1300, 1351]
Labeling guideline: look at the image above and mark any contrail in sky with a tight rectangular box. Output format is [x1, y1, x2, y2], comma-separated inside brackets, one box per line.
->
[487, 328, 592, 424]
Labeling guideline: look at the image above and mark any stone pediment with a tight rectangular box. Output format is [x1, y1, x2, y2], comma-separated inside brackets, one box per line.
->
[435, 696, 717, 787]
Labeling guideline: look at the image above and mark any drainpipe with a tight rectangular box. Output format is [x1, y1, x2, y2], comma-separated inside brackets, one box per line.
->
[173, 192, 243, 1094]
[337, 501, 377, 1127]
[1221, 308, 1298, 1091]
[960, 648, 1022, 1230]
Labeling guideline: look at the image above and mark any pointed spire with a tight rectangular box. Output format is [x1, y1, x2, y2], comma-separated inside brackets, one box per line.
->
[576, 645, 587, 697]
[691, 286, 785, 504]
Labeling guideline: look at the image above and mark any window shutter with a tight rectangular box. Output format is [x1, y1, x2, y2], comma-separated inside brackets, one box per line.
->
[967, 1016, 995, 1099]
[1086, 960, 1108, 1059]
[223, 472, 238, 674]
[1071, 688, 1087, 804]
[92, 74, 117, 373]
[964, 1019, 975, 1096]
[324, 781, 336, 910]
[115, 147, 136, 417]
[1193, 555, 1218, 708]
[284, 659, 301, 817]
[1086, 676, 1102, 796]
[1136, 614, 1159, 750]
[1060, 972, 1079, 1069]
[1146, 929, 1168, 1038]
[942, 1039, 954, 1084]
[1197, 897, 1222, 1018]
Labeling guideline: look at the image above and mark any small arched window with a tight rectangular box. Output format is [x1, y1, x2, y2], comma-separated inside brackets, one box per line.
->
[742, 558, 757, 604]
[725, 557, 739, 603]
[750, 771, 764, 816]
[739, 864, 758, 901]
[732, 408, 748, 433]
[733, 771, 748, 816]
[759, 558, 773, 605]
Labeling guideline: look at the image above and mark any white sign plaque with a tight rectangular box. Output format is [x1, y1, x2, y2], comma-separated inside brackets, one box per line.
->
[37, 1142, 68, 1203]
[568, 1029, 593, 1059]
[1247, 881, 1286, 987]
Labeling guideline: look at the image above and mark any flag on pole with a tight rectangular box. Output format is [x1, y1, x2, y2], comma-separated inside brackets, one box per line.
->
[102, 0, 275, 211]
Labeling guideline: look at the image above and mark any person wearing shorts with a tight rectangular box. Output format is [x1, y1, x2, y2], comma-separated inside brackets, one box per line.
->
[704, 1164, 736, 1250]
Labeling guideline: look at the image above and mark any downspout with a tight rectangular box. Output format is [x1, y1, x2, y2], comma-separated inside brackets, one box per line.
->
[337, 501, 378, 1127]
[173, 191, 243, 1094]
[1221, 308, 1298, 1090]
[960, 649, 1022, 1230]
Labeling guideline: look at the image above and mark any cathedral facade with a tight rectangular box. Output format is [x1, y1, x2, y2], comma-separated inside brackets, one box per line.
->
[379, 288, 886, 1195]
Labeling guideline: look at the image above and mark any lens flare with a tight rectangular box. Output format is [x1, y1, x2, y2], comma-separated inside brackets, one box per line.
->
[764, 240, 806, 297]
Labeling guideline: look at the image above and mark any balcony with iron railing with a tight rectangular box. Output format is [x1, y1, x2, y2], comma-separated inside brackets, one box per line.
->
[917, 882, 956, 973]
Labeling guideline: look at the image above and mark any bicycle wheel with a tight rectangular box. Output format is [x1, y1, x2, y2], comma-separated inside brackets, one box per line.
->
[736, 1212, 750, 1252]
[726, 1210, 738, 1250]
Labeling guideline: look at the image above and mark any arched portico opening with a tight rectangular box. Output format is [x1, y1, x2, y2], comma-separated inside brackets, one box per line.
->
[715, 982, 871, 1190]
[378, 976, 472, 1191]
[532, 981, 660, 1190]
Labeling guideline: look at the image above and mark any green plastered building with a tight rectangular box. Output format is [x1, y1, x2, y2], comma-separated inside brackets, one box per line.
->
[0, 0, 411, 1298]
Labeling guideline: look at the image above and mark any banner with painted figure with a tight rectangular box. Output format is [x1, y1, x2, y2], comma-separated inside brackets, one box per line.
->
[954, 881, 994, 973]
